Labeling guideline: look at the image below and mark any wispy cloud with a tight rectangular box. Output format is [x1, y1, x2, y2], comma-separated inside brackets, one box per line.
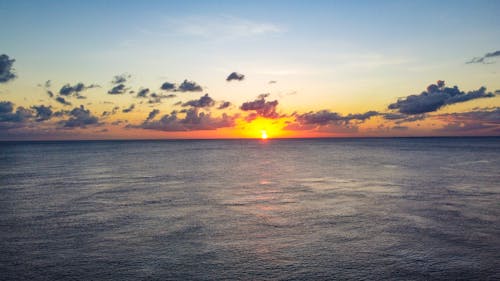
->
[466, 50, 500, 64]
[166, 16, 282, 39]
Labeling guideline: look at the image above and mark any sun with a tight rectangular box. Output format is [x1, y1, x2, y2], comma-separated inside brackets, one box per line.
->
[261, 130, 268, 140]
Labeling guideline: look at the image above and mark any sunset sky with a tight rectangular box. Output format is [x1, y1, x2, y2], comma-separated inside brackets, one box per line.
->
[1, 0, 499, 140]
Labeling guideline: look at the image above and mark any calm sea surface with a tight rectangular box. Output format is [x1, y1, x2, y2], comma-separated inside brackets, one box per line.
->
[0, 138, 499, 280]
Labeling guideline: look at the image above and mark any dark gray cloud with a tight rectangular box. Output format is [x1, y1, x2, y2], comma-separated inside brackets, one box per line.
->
[388, 81, 496, 114]
[182, 94, 215, 108]
[0, 101, 32, 123]
[60, 105, 99, 128]
[108, 83, 127, 95]
[178, 80, 203, 92]
[240, 94, 279, 119]
[137, 88, 150, 98]
[136, 108, 235, 131]
[0, 54, 17, 83]
[218, 101, 231, 110]
[146, 109, 160, 121]
[59, 82, 97, 98]
[31, 105, 53, 122]
[0, 101, 13, 114]
[226, 72, 245, 81]
[382, 113, 427, 124]
[161, 82, 176, 91]
[102, 106, 120, 117]
[148, 93, 176, 104]
[467, 50, 500, 64]
[55, 96, 72, 106]
[294, 110, 379, 126]
[122, 104, 135, 113]
[435, 108, 500, 134]
[111, 73, 131, 84]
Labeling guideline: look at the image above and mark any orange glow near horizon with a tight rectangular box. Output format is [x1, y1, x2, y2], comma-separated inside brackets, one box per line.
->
[261, 130, 268, 139]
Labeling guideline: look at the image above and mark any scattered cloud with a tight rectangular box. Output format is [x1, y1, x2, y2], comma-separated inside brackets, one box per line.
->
[388, 81, 496, 114]
[433, 108, 500, 135]
[136, 108, 236, 131]
[0, 101, 32, 125]
[108, 83, 128, 95]
[0, 54, 17, 83]
[182, 93, 215, 108]
[146, 109, 160, 121]
[102, 106, 119, 117]
[122, 104, 135, 113]
[293, 110, 378, 126]
[226, 72, 245, 82]
[240, 94, 280, 119]
[161, 82, 176, 91]
[59, 82, 98, 98]
[136, 88, 150, 98]
[148, 93, 176, 104]
[31, 105, 52, 122]
[218, 101, 231, 110]
[466, 50, 500, 64]
[60, 105, 100, 128]
[178, 79, 203, 92]
[111, 73, 131, 84]
[55, 96, 72, 106]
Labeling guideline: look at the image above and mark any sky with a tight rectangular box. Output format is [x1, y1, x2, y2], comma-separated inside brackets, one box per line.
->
[1, 0, 499, 140]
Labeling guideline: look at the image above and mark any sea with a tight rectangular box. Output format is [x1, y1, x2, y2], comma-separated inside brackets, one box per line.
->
[0, 137, 499, 280]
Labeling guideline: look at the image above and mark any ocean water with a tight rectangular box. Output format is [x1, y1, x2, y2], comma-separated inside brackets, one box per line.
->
[0, 138, 499, 280]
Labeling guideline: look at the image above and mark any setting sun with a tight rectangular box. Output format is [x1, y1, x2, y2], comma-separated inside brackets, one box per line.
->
[261, 130, 268, 140]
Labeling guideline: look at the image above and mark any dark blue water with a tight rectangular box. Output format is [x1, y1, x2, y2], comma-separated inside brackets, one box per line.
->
[1, 138, 499, 280]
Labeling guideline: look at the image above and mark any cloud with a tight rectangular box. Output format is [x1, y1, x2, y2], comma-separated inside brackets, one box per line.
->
[31, 105, 52, 122]
[466, 50, 500, 64]
[122, 104, 135, 113]
[226, 72, 245, 81]
[0, 54, 17, 83]
[392, 125, 409, 131]
[434, 108, 500, 135]
[293, 110, 379, 126]
[55, 96, 72, 106]
[136, 108, 235, 131]
[240, 94, 280, 119]
[388, 81, 496, 114]
[108, 83, 128, 95]
[161, 82, 176, 91]
[159, 80, 202, 92]
[177, 79, 203, 92]
[218, 101, 231, 110]
[382, 113, 427, 124]
[59, 82, 97, 98]
[268, 80, 277, 84]
[182, 93, 215, 108]
[148, 93, 176, 104]
[0, 101, 32, 124]
[146, 109, 160, 121]
[111, 73, 131, 84]
[60, 105, 99, 128]
[137, 88, 150, 98]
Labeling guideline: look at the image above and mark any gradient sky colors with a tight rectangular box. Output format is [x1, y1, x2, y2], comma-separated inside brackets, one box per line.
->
[1, 0, 499, 140]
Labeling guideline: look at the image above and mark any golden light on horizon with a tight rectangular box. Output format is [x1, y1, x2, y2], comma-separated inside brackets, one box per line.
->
[261, 130, 268, 140]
